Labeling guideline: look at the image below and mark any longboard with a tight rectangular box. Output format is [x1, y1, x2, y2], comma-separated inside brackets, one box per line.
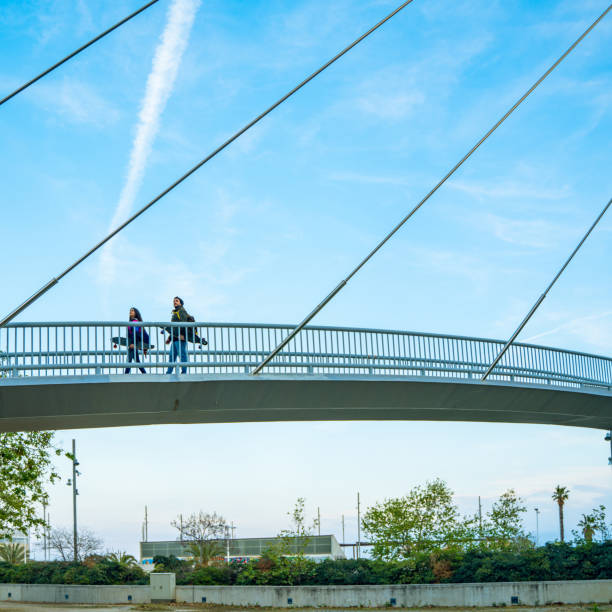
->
[111, 336, 154, 350]
[160, 327, 208, 347]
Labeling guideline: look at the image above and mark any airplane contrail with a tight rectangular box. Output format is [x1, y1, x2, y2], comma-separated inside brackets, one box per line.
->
[101, 0, 200, 282]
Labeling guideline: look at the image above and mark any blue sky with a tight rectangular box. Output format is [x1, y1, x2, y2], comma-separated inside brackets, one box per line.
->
[0, 0, 611, 557]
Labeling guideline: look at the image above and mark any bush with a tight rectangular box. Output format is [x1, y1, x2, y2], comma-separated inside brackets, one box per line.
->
[0, 559, 148, 585]
[0, 543, 610, 586]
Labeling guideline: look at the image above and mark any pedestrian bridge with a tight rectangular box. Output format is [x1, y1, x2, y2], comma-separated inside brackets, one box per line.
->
[0, 322, 610, 432]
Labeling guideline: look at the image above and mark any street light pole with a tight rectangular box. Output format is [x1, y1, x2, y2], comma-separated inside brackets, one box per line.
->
[225, 525, 230, 565]
[42, 501, 47, 561]
[535, 508, 540, 547]
[357, 492, 361, 560]
[68, 439, 79, 562]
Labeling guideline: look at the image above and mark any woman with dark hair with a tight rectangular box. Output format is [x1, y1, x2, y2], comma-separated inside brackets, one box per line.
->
[125, 307, 148, 374]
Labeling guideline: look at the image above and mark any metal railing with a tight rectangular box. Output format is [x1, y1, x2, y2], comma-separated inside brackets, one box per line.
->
[0, 322, 611, 390]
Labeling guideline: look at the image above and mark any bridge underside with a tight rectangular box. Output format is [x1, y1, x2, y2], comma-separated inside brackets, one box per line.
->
[1, 375, 610, 432]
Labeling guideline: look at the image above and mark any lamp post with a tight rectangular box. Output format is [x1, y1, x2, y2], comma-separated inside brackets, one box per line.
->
[535, 508, 540, 547]
[225, 525, 230, 565]
[66, 439, 79, 562]
[357, 492, 361, 560]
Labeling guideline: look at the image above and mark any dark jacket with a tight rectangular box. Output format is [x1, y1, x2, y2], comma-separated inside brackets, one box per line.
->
[169, 306, 189, 341]
[127, 319, 150, 348]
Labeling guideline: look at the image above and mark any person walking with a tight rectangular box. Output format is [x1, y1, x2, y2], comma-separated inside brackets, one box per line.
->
[125, 307, 148, 374]
[166, 296, 189, 374]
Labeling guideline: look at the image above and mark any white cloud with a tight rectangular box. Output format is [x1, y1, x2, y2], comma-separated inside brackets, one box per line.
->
[28, 79, 120, 127]
[356, 89, 425, 120]
[448, 179, 571, 202]
[524, 310, 612, 349]
[100, 0, 201, 283]
[481, 213, 567, 249]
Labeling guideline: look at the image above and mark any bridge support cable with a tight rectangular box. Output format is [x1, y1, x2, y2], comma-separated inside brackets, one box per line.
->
[0, 0, 161, 108]
[0, 0, 417, 329]
[482, 196, 612, 382]
[251, 3, 612, 376]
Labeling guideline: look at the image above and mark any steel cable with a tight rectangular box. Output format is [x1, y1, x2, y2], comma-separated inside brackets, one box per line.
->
[252, 2, 612, 375]
[0, 0, 161, 108]
[0, 0, 416, 327]
[482, 196, 612, 381]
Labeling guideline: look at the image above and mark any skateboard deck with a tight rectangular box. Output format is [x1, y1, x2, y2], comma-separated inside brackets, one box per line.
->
[111, 336, 154, 350]
[160, 327, 208, 346]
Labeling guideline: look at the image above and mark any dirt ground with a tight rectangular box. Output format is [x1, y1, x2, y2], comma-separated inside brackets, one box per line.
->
[0, 603, 610, 612]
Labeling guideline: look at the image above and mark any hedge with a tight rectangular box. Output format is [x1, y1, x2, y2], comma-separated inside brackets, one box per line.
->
[1, 543, 610, 586]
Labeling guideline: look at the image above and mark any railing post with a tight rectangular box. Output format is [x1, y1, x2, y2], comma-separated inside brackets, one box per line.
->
[0, 323, 610, 390]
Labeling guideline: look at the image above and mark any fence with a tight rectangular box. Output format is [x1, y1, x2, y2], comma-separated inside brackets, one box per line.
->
[0, 322, 610, 390]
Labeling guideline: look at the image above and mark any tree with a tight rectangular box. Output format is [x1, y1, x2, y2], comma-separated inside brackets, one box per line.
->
[362, 479, 476, 560]
[49, 527, 103, 562]
[0, 432, 65, 538]
[574, 505, 610, 544]
[255, 497, 320, 586]
[106, 551, 139, 568]
[552, 485, 570, 542]
[578, 514, 597, 543]
[0, 541, 25, 564]
[185, 540, 225, 567]
[483, 489, 527, 549]
[277, 497, 320, 554]
[171, 511, 227, 567]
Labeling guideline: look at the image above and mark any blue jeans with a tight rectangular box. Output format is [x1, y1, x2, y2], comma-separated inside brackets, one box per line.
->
[166, 340, 188, 374]
[126, 347, 146, 374]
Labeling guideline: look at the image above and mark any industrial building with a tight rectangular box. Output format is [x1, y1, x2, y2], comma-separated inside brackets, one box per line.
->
[140, 534, 345, 567]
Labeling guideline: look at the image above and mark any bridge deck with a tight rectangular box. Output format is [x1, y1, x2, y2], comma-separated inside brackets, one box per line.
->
[1, 322, 610, 432]
[1, 374, 610, 432]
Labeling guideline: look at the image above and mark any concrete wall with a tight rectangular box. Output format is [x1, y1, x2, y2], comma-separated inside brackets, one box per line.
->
[1, 579, 611, 606]
[0, 584, 149, 604]
[177, 580, 612, 607]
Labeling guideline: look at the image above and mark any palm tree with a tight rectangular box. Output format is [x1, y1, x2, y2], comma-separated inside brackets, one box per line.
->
[186, 540, 224, 567]
[578, 514, 597, 543]
[0, 542, 25, 564]
[107, 551, 138, 568]
[552, 485, 570, 542]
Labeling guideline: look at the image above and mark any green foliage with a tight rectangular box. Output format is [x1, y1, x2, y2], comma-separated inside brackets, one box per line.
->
[188, 564, 238, 585]
[483, 489, 527, 548]
[0, 543, 611, 585]
[0, 558, 148, 585]
[574, 505, 610, 544]
[185, 539, 224, 567]
[363, 481, 529, 560]
[235, 556, 317, 586]
[0, 432, 66, 538]
[0, 542, 25, 564]
[362, 478, 477, 560]
[106, 551, 138, 568]
[243, 497, 321, 586]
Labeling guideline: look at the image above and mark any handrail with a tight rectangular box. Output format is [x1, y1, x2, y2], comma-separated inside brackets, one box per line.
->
[2, 320, 608, 362]
[1, 322, 610, 390]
